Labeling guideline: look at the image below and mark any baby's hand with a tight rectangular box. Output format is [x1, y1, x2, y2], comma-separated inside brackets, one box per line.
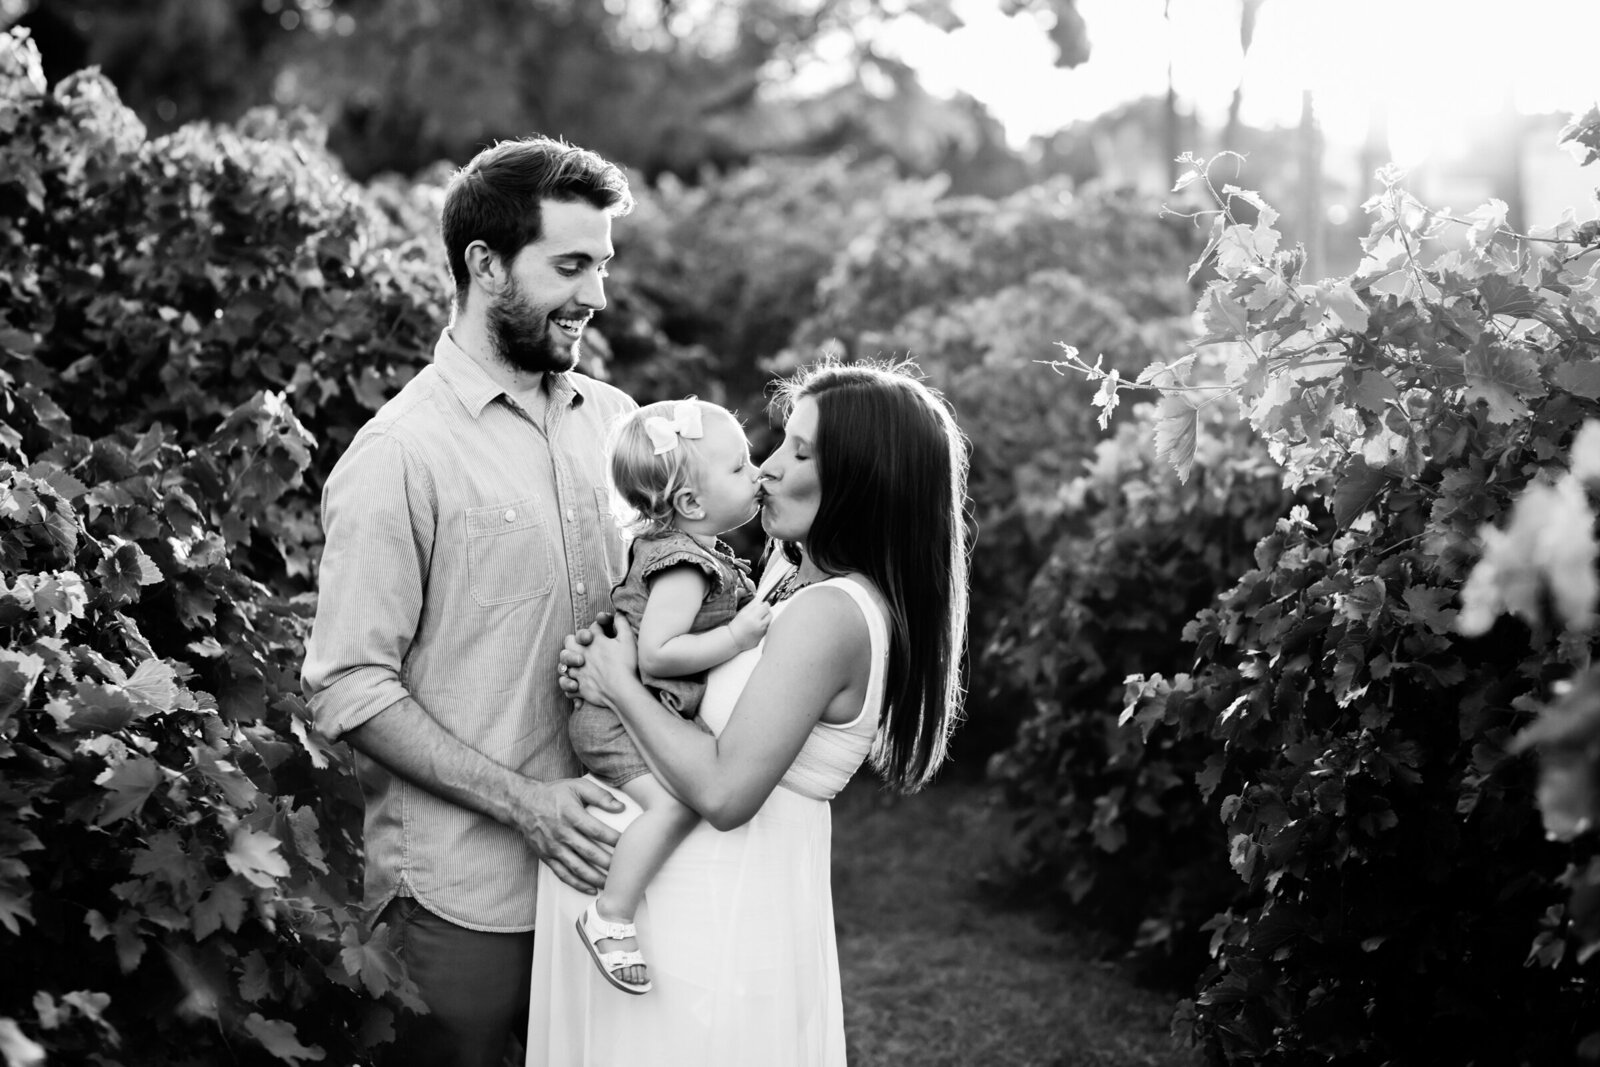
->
[728, 599, 773, 650]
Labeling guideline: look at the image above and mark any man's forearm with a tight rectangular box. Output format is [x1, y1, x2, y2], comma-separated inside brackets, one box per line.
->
[344, 696, 530, 829]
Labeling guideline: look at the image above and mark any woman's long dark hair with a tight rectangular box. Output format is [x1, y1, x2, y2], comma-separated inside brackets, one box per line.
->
[771, 359, 971, 793]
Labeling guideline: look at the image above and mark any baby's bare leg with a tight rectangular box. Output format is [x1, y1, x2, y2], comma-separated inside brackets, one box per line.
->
[592, 774, 700, 985]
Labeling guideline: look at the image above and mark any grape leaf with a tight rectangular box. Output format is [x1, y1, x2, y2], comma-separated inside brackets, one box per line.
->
[123, 658, 178, 713]
[130, 830, 193, 889]
[0, 650, 44, 722]
[193, 743, 259, 809]
[96, 540, 164, 605]
[1319, 280, 1369, 334]
[1402, 587, 1459, 635]
[1331, 457, 1391, 528]
[30, 572, 86, 631]
[290, 710, 340, 771]
[1463, 340, 1545, 424]
[237, 951, 273, 1004]
[339, 922, 405, 998]
[242, 1014, 325, 1066]
[1340, 577, 1388, 623]
[1464, 199, 1508, 251]
[1350, 370, 1401, 415]
[1222, 184, 1282, 229]
[225, 827, 290, 889]
[1477, 274, 1545, 320]
[1554, 362, 1600, 401]
[1558, 104, 1600, 166]
[192, 878, 249, 941]
[0, 877, 33, 935]
[285, 807, 329, 875]
[60, 683, 139, 733]
[1153, 395, 1199, 484]
[94, 756, 163, 826]
[24, 463, 88, 503]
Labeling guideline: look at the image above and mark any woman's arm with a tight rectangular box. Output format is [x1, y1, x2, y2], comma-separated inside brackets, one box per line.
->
[566, 586, 869, 830]
[636, 566, 768, 676]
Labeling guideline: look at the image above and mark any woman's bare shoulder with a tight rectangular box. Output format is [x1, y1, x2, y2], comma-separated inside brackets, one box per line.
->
[769, 577, 878, 649]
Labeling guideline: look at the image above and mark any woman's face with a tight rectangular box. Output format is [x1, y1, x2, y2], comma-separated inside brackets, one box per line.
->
[758, 396, 822, 544]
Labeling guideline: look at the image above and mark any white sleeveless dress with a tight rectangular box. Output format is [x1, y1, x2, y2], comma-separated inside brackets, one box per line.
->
[525, 566, 888, 1067]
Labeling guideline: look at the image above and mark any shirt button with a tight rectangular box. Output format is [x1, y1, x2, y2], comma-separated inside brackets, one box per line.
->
[503, 509, 516, 522]
[566, 508, 576, 522]
[574, 582, 587, 596]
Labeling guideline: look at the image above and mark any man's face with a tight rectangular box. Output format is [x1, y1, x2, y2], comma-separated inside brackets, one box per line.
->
[485, 199, 614, 376]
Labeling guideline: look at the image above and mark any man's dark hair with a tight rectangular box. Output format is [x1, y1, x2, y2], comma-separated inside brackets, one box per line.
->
[440, 135, 634, 311]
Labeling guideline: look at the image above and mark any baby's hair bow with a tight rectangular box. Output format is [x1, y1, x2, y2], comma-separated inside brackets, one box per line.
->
[644, 402, 704, 455]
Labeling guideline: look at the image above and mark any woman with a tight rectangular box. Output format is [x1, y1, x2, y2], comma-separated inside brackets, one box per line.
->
[527, 359, 970, 1066]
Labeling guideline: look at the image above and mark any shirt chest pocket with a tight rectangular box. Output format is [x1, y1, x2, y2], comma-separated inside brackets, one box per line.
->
[465, 498, 554, 606]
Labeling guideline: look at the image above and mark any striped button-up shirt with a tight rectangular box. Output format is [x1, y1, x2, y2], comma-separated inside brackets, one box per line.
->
[302, 329, 634, 930]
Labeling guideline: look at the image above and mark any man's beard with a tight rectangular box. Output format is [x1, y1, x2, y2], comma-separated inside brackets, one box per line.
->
[485, 275, 580, 375]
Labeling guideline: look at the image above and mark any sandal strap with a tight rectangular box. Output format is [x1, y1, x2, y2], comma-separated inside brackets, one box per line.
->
[596, 949, 646, 972]
[580, 904, 639, 942]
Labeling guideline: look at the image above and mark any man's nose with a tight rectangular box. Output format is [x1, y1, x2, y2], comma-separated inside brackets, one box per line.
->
[579, 271, 607, 311]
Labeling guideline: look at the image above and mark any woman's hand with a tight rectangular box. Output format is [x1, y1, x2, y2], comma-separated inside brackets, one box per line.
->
[559, 615, 641, 709]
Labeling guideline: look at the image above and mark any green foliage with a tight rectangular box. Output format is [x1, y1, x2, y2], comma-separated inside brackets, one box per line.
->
[1085, 152, 1600, 1062]
[986, 403, 1289, 977]
[786, 182, 1200, 758]
[607, 154, 941, 409]
[0, 29, 427, 1063]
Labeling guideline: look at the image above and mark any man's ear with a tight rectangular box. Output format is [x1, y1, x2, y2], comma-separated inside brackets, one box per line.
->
[464, 240, 507, 293]
[671, 486, 705, 521]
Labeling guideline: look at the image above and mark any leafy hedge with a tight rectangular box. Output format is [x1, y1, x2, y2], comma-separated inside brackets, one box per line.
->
[784, 182, 1201, 759]
[0, 30, 436, 1064]
[1024, 137, 1600, 1063]
[986, 403, 1290, 980]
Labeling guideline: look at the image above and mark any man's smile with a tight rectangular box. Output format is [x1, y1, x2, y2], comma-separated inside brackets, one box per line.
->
[552, 314, 589, 337]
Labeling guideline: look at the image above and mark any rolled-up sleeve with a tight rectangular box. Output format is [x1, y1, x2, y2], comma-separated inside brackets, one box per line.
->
[302, 429, 434, 740]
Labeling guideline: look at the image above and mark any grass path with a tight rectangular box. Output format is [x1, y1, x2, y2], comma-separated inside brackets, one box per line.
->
[832, 776, 1201, 1067]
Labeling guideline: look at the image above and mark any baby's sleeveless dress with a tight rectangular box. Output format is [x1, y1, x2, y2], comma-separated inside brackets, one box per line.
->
[526, 562, 888, 1067]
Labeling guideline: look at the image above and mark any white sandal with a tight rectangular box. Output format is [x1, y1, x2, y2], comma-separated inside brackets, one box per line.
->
[575, 902, 652, 995]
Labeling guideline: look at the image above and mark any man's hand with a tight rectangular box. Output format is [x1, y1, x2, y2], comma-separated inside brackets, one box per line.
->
[511, 777, 624, 894]
[728, 598, 773, 651]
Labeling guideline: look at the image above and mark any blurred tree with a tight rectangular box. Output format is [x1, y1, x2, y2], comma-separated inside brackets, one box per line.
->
[7, 0, 294, 129]
[4, 0, 1090, 183]
[1220, 0, 1264, 153]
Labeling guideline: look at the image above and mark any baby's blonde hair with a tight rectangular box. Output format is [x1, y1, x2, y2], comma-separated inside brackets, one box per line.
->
[608, 398, 728, 538]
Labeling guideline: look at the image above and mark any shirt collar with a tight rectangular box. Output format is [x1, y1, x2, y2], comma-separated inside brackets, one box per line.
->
[431, 329, 587, 418]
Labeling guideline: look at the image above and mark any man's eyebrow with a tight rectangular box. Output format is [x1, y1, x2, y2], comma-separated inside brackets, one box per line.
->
[549, 250, 614, 263]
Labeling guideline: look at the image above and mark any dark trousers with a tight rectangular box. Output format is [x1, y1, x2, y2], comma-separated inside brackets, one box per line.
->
[378, 896, 535, 1067]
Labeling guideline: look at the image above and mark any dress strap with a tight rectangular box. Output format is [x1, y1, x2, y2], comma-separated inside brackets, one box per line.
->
[794, 577, 889, 731]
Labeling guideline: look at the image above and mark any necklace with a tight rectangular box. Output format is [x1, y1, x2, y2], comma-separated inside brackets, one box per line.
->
[764, 568, 820, 606]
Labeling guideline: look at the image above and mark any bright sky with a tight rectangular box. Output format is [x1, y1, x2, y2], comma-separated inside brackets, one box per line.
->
[888, 0, 1600, 160]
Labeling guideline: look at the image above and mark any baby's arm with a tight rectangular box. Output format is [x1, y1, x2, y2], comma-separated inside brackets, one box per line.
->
[636, 566, 772, 678]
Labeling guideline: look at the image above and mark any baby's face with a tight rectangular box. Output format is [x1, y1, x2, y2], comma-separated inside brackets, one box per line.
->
[691, 410, 762, 534]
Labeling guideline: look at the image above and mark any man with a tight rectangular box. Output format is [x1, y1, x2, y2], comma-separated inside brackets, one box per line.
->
[302, 135, 635, 1066]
